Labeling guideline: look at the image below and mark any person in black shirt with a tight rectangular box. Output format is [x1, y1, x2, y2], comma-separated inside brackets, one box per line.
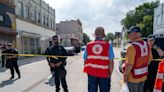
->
[3, 43, 20, 80]
[1, 43, 7, 68]
[45, 36, 68, 92]
[45, 41, 53, 73]
[144, 35, 164, 92]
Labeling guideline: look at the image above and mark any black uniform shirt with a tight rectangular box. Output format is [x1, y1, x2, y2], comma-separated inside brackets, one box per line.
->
[5, 48, 18, 62]
[45, 45, 67, 64]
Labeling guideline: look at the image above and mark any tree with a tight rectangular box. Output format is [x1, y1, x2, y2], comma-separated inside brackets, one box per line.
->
[121, 1, 159, 37]
[83, 33, 91, 45]
[105, 33, 114, 43]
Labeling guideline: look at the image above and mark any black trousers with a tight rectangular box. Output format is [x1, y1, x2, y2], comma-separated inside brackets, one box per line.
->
[53, 68, 68, 92]
[9, 65, 20, 77]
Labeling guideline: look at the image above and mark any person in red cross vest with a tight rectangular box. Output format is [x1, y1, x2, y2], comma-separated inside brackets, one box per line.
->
[83, 27, 115, 92]
[123, 26, 153, 92]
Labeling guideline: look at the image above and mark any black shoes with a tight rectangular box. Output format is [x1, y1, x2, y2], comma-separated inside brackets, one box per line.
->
[10, 76, 14, 80]
[18, 74, 21, 79]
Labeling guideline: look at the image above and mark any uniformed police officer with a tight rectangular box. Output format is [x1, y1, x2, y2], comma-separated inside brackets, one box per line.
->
[3, 43, 20, 80]
[45, 35, 68, 92]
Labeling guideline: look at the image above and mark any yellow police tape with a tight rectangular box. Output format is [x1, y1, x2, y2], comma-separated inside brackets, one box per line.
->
[2, 53, 164, 61]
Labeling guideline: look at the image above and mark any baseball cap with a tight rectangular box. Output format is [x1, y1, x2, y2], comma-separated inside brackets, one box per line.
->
[127, 26, 141, 34]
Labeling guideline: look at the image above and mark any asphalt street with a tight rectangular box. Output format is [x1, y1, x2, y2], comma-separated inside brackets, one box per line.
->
[0, 48, 122, 92]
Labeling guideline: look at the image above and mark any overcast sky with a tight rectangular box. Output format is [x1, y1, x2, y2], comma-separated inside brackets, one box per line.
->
[43, 0, 164, 40]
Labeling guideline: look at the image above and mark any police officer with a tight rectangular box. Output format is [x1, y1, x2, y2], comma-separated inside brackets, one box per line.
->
[83, 27, 115, 92]
[45, 35, 68, 92]
[3, 43, 20, 80]
[1, 43, 7, 68]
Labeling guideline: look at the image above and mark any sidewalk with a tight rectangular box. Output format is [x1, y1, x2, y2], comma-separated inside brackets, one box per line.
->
[0, 56, 46, 72]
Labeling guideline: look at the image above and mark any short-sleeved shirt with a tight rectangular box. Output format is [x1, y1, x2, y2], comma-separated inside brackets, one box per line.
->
[83, 43, 115, 61]
[126, 42, 152, 83]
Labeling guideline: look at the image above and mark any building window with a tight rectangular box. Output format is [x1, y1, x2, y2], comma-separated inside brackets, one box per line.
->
[0, 15, 4, 23]
[17, 2, 23, 17]
[43, 15, 45, 25]
[157, 15, 161, 25]
[31, 10, 36, 21]
[46, 17, 48, 26]
[50, 20, 53, 28]
[36, 12, 40, 23]
[25, 6, 29, 19]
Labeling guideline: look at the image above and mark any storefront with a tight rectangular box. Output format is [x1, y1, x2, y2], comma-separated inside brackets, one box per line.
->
[17, 31, 41, 54]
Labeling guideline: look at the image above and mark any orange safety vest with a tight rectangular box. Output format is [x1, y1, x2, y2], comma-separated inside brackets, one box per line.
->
[83, 40, 110, 78]
[130, 41, 150, 79]
[153, 60, 164, 92]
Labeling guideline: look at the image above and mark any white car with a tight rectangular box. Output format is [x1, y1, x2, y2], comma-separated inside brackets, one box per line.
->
[64, 46, 75, 56]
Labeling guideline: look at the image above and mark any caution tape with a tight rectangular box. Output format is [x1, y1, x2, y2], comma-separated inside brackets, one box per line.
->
[2, 53, 164, 61]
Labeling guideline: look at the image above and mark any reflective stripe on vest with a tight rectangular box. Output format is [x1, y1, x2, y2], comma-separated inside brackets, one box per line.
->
[156, 73, 164, 79]
[85, 63, 109, 69]
[153, 89, 162, 92]
[134, 67, 148, 75]
[132, 41, 148, 57]
[87, 55, 109, 60]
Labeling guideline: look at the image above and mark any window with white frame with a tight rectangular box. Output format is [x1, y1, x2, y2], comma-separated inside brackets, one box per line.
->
[17, 2, 23, 16]
[31, 10, 36, 21]
[46, 17, 48, 26]
[157, 15, 161, 25]
[36, 12, 40, 23]
[43, 15, 45, 25]
[25, 6, 29, 19]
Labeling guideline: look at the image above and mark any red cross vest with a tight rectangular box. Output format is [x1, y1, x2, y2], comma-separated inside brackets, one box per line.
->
[83, 40, 110, 78]
[129, 41, 150, 79]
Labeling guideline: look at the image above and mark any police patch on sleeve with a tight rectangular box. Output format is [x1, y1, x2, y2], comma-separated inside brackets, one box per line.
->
[92, 44, 103, 55]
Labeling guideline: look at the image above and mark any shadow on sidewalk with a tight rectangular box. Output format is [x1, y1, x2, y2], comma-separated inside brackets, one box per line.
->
[0, 78, 19, 88]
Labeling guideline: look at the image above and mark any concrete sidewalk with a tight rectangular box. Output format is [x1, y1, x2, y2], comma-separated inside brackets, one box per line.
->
[0, 56, 46, 72]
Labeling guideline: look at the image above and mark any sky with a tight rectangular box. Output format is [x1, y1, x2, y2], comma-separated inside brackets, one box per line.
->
[43, 0, 164, 40]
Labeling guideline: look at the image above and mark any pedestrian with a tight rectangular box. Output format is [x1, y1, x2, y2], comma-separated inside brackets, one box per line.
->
[144, 34, 164, 92]
[83, 27, 114, 92]
[123, 26, 152, 92]
[1, 43, 8, 68]
[2, 43, 20, 79]
[45, 35, 68, 92]
[45, 41, 54, 74]
[45, 41, 55, 85]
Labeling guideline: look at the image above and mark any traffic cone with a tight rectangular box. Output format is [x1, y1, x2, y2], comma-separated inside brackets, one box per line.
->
[153, 60, 164, 92]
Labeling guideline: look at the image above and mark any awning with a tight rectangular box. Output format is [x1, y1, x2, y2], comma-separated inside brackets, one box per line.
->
[0, 27, 17, 36]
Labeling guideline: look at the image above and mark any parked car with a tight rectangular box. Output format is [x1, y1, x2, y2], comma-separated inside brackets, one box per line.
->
[119, 41, 129, 73]
[81, 46, 86, 51]
[64, 46, 75, 56]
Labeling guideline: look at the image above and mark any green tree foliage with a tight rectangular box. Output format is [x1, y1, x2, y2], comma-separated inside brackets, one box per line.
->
[83, 33, 91, 45]
[105, 33, 115, 42]
[121, 1, 159, 37]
